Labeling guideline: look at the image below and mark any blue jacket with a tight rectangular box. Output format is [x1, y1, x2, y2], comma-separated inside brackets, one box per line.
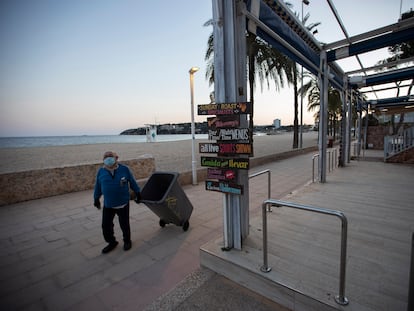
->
[94, 163, 141, 208]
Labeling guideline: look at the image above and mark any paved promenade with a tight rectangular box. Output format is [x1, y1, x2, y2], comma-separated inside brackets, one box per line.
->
[0, 147, 317, 310]
[1, 149, 413, 310]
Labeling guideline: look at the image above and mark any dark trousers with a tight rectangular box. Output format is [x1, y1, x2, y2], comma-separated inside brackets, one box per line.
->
[102, 204, 131, 244]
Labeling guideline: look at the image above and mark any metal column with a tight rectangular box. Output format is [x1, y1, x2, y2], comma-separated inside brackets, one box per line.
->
[357, 98, 362, 158]
[343, 89, 350, 164]
[212, 0, 248, 250]
[339, 82, 347, 167]
[318, 51, 328, 183]
[347, 88, 353, 163]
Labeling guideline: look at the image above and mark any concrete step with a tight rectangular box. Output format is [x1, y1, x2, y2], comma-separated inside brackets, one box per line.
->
[200, 237, 341, 311]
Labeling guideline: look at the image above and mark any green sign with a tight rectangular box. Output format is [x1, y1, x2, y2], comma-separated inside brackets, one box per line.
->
[201, 156, 249, 170]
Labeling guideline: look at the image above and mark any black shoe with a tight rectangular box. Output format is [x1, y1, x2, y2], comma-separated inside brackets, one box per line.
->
[124, 241, 132, 251]
[102, 241, 118, 254]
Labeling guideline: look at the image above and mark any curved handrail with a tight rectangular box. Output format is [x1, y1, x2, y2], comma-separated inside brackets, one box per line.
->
[260, 199, 349, 306]
[249, 169, 272, 211]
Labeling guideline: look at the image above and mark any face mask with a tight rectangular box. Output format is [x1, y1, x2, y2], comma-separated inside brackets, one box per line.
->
[103, 157, 116, 167]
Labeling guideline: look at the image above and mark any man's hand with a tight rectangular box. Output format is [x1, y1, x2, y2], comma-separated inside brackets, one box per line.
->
[134, 192, 142, 204]
[94, 198, 101, 209]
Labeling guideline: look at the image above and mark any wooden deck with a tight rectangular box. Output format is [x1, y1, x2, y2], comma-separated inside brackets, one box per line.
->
[201, 159, 414, 310]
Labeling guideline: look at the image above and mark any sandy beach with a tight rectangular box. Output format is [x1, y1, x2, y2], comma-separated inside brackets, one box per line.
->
[0, 132, 318, 174]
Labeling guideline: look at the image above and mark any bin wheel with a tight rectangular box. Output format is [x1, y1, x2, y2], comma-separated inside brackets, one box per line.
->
[159, 219, 166, 228]
[183, 221, 189, 232]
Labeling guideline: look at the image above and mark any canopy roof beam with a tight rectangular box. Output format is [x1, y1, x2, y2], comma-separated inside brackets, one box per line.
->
[360, 82, 414, 94]
[349, 67, 414, 88]
[325, 17, 414, 50]
[346, 56, 414, 75]
[243, 7, 320, 75]
[326, 24, 414, 62]
[245, 0, 345, 90]
[369, 95, 414, 106]
[261, 0, 322, 52]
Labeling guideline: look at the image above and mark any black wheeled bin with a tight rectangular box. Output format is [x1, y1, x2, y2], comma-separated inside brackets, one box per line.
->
[140, 172, 193, 231]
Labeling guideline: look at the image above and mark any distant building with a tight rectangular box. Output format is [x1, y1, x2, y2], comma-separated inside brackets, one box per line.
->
[273, 119, 281, 129]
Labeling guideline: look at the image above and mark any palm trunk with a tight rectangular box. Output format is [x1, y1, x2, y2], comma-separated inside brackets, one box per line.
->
[249, 54, 255, 129]
[293, 67, 299, 149]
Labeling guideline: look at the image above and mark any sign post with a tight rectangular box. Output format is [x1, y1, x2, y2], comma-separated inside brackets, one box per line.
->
[207, 0, 248, 250]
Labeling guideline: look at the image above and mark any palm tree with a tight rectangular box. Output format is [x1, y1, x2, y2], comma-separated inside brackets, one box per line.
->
[292, 67, 300, 148]
[204, 20, 294, 124]
[303, 73, 321, 127]
[292, 12, 320, 148]
[302, 73, 342, 138]
[377, 10, 414, 66]
[204, 20, 215, 88]
[327, 88, 342, 138]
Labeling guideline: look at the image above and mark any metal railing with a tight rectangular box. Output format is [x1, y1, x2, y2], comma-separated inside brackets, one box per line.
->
[260, 199, 349, 306]
[312, 148, 338, 182]
[312, 154, 319, 183]
[351, 141, 361, 159]
[384, 126, 414, 159]
[329, 148, 338, 171]
[249, 169, 272, 211]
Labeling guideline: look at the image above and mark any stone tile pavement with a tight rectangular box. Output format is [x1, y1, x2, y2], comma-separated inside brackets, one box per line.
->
[0, 150, 317, 310]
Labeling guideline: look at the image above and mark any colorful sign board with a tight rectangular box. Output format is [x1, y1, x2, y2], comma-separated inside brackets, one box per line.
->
[207, 116, 240, 129]
[199, 142, 253, 156]
[205, 180, 243, 195]
[198, 102, 252, 116]
[199, 143, 220, 153]
[201, 156, 249, 170]
[208, 128, 251, 142]
[207, 168, 237, 181]
[199, 100, 253, 195]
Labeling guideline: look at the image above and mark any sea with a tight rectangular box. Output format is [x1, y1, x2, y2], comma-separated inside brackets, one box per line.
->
[0, 134, 208, 149]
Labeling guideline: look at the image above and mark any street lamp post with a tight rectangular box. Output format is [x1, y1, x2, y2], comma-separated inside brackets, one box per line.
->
[189, 67, 199, 185]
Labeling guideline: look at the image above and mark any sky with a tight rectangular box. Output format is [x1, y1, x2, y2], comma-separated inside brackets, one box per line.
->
[0, 0, 413, 137]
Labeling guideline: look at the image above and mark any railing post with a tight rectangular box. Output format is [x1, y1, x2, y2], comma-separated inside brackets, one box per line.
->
[267, 170, 272, 212]
[335, 213, 349, 306]
[312, 156, 315, 183]
[249, 169, 272, 212]
[260, 202, 271, 273]
[328, 150, 332, 172]
[335, 148, 338, 167]
[267, 170, 271, 203]
[312, 154, 319, 183]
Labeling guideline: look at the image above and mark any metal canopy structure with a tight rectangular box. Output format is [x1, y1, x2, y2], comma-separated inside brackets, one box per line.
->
[349, 67, 414, 88]
[369, 95, 414, 115]
[326, 18, 414, 62]
[244, 0, 414, 173]
[245, 0, 414, 98]
[212, 0, 413, 250]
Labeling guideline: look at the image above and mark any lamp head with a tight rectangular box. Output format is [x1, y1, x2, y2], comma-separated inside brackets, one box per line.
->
[189, 67, 199, 74]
